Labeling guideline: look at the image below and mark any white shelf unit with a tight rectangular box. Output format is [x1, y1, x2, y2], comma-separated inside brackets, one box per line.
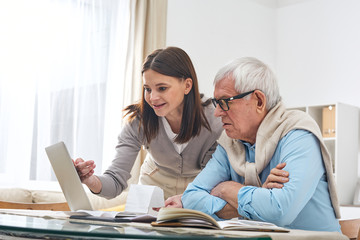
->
[288, 102, 359, 205]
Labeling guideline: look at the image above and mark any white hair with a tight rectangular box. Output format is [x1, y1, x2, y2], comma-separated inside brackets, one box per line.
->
[214, 57, 281, 110]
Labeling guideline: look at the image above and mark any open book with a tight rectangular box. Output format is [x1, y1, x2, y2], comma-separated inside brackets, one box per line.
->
[151, 208, 289, 232]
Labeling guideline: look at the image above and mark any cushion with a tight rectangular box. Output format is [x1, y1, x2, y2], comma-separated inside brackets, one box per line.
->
[0, 188, 32, 203]
[32, 189, 128, 210]
[31, 190, 66, 203]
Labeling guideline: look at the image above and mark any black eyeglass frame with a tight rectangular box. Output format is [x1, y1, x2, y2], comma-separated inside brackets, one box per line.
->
[211, 90, 256, 111]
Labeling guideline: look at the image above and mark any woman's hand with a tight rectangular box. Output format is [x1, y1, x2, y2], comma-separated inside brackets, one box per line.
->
[73, 158, 96, 182]
[262, 162, 289, 189]
[73, 158, 101, 193]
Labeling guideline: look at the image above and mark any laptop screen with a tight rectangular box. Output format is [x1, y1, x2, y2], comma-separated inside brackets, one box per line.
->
[45, 141, 93, 211]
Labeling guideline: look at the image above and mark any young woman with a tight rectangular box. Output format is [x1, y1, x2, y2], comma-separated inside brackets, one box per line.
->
[74, 47, 224, 199]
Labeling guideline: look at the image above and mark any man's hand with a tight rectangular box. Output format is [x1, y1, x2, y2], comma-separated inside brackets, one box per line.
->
[153, 194, 183, 212]
[164, 194, 183, 208]
[262, 162, 289, 189]
[210, 181, 243, 209]
[210, 182, 242, 219]
[214, 203, 241, 220]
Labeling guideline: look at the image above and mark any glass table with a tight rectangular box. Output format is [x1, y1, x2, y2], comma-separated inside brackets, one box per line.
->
[0, 213, 270, 240]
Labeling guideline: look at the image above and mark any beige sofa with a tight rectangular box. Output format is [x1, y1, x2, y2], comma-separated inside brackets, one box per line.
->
[0, 187, 128, 210]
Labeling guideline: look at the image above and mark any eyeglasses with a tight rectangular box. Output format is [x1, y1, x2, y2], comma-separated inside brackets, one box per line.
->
[211, 90, 255, 111]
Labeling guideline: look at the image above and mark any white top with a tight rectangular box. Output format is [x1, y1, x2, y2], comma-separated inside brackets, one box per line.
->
[161, 117, 188, 154]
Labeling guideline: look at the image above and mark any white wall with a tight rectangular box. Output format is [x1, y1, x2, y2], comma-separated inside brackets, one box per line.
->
[276, 0, 360, 108]
[167, 0, 360, 186]
[166, 0, 277, 97]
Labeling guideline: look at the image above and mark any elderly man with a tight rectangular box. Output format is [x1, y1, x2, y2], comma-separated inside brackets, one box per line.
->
[181, 57, 341, 232]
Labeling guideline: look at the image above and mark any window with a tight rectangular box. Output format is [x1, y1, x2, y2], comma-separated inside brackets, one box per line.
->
[0, 0, 130, 188]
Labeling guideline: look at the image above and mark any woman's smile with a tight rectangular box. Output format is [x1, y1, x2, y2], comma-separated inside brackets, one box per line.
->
[152, 102, 166, 109]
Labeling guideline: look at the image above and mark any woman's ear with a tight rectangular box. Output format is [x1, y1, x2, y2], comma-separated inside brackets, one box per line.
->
[184, 78, 193, 95]
[254, 90, 267, 113]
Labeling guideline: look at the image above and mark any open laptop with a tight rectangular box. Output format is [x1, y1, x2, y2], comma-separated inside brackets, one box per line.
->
[45, 141, 93, 211]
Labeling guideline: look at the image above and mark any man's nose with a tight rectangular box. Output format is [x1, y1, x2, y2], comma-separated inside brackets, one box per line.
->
[214, 104, 225, 117]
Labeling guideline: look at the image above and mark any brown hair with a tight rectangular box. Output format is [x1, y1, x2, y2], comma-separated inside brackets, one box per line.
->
[124, 46, 211, 144]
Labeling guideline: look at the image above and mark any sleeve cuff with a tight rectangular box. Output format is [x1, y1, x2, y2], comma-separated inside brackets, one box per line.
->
[209, 197, 228, 221]
[237, 186, 256, 219]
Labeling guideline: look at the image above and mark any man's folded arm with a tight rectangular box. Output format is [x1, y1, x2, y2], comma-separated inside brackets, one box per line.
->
[236, 131, 325, 226]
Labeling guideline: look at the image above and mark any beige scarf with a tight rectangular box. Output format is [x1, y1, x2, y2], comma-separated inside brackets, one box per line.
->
[217, 101, 340, 218]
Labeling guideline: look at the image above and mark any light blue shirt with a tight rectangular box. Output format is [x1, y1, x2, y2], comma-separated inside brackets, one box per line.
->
[182, 129, 340, 232]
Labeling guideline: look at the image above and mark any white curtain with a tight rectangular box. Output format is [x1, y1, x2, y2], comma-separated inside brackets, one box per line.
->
[102, 0, 168, 170]
[0, 0, 132, 187]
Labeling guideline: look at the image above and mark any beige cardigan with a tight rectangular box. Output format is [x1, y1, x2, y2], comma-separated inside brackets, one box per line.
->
[217, 101, 340, 218]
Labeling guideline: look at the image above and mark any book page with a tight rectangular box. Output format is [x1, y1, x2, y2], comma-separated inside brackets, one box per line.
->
[155, 208, 220, 228]
[217, 219, 289, 232]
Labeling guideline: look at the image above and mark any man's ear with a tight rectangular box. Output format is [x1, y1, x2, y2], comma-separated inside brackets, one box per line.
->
[254, 90, 267, 113]
[184, 78, 193, 95]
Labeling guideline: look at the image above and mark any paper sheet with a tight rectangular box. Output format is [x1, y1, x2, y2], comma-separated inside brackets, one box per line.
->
[124, 184, 164, 216]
